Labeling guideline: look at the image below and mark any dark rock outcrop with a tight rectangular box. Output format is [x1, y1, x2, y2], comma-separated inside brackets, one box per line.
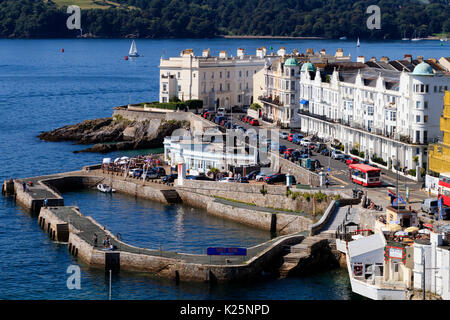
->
[38, 117, 189, 153]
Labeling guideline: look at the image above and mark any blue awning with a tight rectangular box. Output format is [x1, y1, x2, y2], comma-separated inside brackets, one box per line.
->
[300, 99, 309, 105]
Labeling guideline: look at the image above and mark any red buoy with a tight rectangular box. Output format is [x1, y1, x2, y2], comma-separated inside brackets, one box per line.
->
[124, 56, 128, 60]
[61, 48, 64, 53]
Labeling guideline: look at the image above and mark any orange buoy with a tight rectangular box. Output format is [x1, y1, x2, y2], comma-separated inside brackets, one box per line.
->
[124, 56, 129, 60]
[61, 48, 64, 53]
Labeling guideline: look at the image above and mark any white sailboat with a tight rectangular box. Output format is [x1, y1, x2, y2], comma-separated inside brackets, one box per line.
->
[402, 31, 409, 41]
[356, 37, 360, 47]
[411, 30, 422, 41]
[128, 40, 139, 57]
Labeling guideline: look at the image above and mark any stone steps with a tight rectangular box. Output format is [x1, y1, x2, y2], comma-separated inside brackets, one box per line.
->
[279, 235, 331, 277]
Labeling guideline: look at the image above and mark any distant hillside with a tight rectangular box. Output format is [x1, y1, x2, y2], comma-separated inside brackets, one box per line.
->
[0, 0, 448, 39]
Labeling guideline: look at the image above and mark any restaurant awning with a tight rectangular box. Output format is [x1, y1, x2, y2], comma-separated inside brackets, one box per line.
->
[300, 99, 309, 105]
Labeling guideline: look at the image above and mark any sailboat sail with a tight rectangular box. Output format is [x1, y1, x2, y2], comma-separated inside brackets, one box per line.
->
[129, 40, 139, 56]
[356, 38, 360, 47]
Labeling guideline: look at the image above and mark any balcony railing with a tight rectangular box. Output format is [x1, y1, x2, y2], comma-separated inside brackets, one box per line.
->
[259, 96, 284, 107]
[297, 109, 426, 145]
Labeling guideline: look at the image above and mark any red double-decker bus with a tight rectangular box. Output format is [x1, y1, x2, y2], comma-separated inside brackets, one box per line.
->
[438, 173, 450, 206]
[349, 163, 382, 187]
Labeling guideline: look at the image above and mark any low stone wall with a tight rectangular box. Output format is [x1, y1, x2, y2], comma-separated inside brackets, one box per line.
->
[270, 153, 321, 187]
[177, 180, 339, 214]
[178, 189, 313, 235]
[310, 200, 337, 236]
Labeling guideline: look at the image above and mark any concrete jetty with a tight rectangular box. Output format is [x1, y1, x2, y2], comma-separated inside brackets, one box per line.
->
[38, 205, 307, 282]
[3, 165, 353, 282]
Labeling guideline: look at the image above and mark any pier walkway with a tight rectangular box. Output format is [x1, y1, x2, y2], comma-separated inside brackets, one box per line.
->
[44, 205, 307, 266]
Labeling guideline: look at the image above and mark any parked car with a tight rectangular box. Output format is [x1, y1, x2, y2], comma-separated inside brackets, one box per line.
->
[346, 157, 360, 165]
[237, 177, 249, 183]
[255, 172, 268, 182]
[245, 170, 260, 180]
[421, 198, 439, 215]
[152, 167, 166, 176]
[341, 155, 352, 163]
[442, 207, 450, 220]
[220, 177, 237, 183]
[287, 133, 295, 142]
[292, 134, 304, 144]
[249, 119, 260, 126]
[283, 148, 295, 156]
[300, 138, 311, 147]
[186, 175, 214, 181]
[161, 173, 178, 184]
[264, 173, 286, 184]
[331, 150, 345, 160]
[128, 168, 143, 178]
[280, 131, 289, 139]
[217, 108, 226, 116]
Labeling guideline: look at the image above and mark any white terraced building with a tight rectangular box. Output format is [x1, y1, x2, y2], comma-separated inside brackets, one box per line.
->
[256, 48, 351, 128]
[298, 55, 450, 176]
[159, 48, 266, 110]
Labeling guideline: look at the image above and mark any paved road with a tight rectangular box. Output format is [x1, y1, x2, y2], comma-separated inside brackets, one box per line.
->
[207, 112, 429, 210]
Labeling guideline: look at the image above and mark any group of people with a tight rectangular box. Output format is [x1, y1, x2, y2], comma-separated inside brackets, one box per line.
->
[92, 233, 115, 250]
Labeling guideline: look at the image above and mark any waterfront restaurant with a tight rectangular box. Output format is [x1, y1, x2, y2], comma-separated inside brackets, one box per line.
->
[163, 135, 259, 173]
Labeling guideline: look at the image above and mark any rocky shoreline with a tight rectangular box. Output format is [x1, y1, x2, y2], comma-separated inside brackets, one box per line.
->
[38, 117, 189, 153]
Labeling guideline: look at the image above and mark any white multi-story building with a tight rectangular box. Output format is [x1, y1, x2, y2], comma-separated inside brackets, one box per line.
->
[258, 48, 351, 128]
[413, 229, 450, 300]
[159, 48, 266, 110]
[298, 55, 450, 175]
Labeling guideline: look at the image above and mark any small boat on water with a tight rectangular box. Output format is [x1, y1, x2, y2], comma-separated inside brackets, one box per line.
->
[339, 36, 347, 40]
[97, 184, 116, 193]
[356, 37, 360, 47]
[411, 30, 422, 41]
[402, 31, 409, 41]
[128, 40, 139, 57]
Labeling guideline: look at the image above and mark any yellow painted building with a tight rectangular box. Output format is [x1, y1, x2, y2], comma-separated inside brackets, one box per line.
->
[429, 91, 450, 173]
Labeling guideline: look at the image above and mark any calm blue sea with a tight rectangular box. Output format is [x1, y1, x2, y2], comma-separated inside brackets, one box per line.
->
[0, 38, 447, 300]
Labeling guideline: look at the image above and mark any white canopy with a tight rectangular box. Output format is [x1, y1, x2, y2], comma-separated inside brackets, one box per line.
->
[114, 157, 120, 163]
[102, 158, 111, 164]
[120, 156, 129, 160]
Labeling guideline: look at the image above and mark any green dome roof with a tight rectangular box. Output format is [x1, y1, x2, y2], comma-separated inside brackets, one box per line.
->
[284, 58, 299, 66]
[412, 62, 434, 76]
[301, 62, 316, 72]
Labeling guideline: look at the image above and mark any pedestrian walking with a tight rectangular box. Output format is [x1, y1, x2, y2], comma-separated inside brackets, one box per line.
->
[93, 233, 98, 247]
[325, 178, 329, 188]
[44, 198, 48, 208]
